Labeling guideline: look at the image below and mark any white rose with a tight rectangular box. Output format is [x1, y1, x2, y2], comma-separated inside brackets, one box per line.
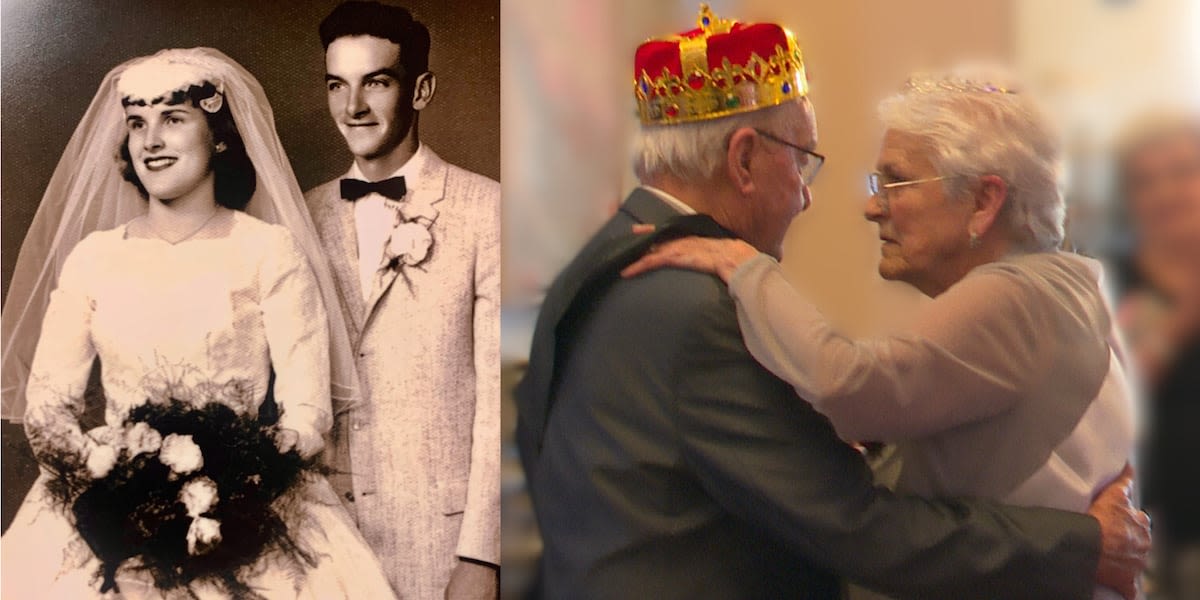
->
[387, 222, 433, 267]
[179, 476, 219, 518]
[86, 445, 118, 479]
[185, 516, 222, 556]
[159, 434, 203, 475]
[125, 422, 163, 458]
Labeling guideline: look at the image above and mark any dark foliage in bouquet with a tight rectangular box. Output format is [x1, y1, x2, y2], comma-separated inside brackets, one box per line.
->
[42, 399, 321, 597]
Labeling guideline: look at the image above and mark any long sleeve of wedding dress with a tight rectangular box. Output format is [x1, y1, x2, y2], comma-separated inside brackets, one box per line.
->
[22, 235, 101, 463]
[258, 226, 333, 457]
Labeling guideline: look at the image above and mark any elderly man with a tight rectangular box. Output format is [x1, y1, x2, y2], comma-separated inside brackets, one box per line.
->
[514, 7, 1148, 599]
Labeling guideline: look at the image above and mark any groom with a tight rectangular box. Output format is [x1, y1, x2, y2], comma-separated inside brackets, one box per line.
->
[516, 7, 1148, 599]
[303, 2, 500, 598]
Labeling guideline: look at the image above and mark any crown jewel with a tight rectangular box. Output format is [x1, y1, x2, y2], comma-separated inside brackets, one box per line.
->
[634, 4, 808, 126]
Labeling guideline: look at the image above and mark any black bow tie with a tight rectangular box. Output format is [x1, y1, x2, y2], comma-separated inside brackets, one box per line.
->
[340, 176, 407, 201]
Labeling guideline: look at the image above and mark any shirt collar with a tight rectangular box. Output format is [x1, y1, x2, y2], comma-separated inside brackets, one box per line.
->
[347, 142, 429, 182]
[639, 185, 696, 215]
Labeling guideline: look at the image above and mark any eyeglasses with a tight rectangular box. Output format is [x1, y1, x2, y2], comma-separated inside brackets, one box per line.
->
[753, 128, 825, 185]
[866, 172, 958, 197]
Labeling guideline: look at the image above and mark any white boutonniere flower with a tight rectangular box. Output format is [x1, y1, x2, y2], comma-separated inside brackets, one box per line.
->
[125, 422, 163, 458]
[387, 220, 434, 267]
[179, 476, 219, 518]
[186, 516, 223, 556]
[159, 434, 204, 475]
[86, 444, 118, 479]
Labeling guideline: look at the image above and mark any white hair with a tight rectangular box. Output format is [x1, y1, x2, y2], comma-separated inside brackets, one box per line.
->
[632, 100, 806, 182]
[879, 68, 1065, 252]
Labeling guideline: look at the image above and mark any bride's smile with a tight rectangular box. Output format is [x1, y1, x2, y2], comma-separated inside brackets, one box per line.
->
[143, 156, 178, 171]
[125, 102, 215, 203]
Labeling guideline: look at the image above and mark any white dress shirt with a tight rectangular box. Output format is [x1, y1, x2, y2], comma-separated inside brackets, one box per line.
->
[640, 185, 696, 215]
[346, 143, 430, 302]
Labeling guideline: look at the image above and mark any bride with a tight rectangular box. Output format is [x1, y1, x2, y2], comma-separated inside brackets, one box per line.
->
[0, 48, 396, 598]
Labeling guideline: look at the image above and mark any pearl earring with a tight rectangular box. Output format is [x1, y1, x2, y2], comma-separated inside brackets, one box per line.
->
[968, 230, 981, 249]
[215, 142, 227, 153]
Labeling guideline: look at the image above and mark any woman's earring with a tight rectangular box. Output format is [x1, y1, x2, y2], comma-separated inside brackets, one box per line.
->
[215, 142, 227, 154]
[968, 230, 981, 249]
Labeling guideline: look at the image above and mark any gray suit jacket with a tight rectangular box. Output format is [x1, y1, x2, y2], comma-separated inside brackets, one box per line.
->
[515, 188, 1102, 599]
[305, 147, 500, 598]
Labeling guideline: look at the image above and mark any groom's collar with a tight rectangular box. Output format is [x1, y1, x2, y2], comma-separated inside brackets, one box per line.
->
[346, 142, 430, 182]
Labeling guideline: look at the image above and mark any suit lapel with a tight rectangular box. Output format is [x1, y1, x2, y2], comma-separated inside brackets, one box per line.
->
[361, 150, 449, 326]
[323, 185, 367, 338]
[516, 189, 736, 458]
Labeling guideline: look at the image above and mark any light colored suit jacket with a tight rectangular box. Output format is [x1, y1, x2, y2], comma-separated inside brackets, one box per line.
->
[305, 147, 500, 598]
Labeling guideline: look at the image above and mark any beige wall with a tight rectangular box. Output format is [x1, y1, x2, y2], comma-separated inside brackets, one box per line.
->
[1014, 0, 1200, 255]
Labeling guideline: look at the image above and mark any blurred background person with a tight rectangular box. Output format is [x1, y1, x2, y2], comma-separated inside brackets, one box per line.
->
[1113, 113, 1200, 600]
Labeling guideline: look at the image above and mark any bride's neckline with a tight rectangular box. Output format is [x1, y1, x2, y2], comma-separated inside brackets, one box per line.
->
[124, 208, 236, 244]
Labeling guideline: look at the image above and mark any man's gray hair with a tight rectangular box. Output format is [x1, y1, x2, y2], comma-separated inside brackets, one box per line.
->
[632, 101, 805, 182]
[879, 68, 1065, 252]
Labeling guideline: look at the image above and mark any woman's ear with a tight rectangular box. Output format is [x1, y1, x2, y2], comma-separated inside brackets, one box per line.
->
[970, 174, 1008, 237]
[726, 128, 757, 195]
[412, 72, 436, 110]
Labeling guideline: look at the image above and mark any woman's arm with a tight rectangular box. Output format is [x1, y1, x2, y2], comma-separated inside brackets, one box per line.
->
[23, 239, 99, 464]
[259, 227, 333, 458]
[729, 254, 1042, 441]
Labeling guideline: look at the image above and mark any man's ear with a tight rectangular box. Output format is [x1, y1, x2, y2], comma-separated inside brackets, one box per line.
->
[412, 71, 436, 110]
[726, 128, 758, 195]
[970, 174, 1008, 237]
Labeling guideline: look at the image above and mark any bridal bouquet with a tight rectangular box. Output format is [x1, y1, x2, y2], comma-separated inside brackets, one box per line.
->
[42, 399, 319, 597]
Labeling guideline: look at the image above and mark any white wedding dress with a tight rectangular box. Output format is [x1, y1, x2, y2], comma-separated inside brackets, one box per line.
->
[1, 210, 397, 599]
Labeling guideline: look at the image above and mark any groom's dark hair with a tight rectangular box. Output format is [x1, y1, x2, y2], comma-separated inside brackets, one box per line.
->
[319, 1, 430, 86]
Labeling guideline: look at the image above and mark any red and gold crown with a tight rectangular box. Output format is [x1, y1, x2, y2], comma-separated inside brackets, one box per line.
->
[634, 4, 808, 126]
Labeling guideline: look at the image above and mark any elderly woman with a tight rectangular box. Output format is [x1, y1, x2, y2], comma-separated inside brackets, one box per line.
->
[624, 70, 1138, 600]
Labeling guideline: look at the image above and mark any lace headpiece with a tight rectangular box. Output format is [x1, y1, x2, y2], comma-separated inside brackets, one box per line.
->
[117, 49, 226, 112]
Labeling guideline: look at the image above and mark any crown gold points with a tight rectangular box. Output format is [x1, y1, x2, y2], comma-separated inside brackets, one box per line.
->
[634, 5, 808, 126]
[696, 3, 734, 34]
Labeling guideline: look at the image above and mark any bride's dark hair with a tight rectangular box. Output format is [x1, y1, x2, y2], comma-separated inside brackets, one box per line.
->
[117, 81, 256, 210]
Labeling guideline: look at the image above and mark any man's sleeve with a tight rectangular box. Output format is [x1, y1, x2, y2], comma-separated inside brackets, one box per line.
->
[672, 294, 1101, 599]
[456, 187, 501, 565]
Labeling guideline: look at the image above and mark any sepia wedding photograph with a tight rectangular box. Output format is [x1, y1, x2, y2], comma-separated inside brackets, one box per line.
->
[1, 0, 499, 597]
